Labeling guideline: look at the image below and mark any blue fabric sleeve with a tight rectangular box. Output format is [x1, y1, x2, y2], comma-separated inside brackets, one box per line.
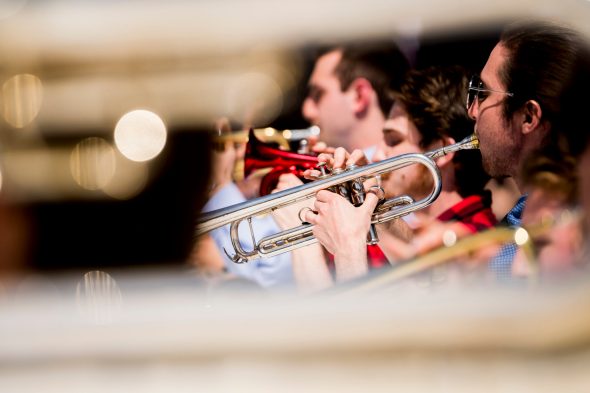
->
[203, 183, 294, 289]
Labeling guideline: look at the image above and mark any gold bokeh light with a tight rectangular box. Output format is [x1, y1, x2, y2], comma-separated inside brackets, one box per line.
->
[2, 73, 43, 128]
[514, 227, 530, 246]
[442, 229, 457, 247]
[114, 109, 167, 162]
[70, 137, 116, 191]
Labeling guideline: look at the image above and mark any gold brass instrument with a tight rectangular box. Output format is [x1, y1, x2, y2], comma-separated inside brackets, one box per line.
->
[215, 125, 320, 150]
[197, 134, 480, 263]
[339, 220, 555, 296]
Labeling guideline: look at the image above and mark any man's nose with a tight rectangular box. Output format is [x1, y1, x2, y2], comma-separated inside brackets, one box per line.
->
[302, 97, 318, 124]
[467, 99, 478, 120]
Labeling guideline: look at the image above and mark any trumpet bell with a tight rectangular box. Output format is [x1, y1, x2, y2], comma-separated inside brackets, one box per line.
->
[244, 128, 319, 196]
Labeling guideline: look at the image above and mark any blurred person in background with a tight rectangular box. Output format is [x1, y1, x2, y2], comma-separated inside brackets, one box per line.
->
[197, 43, 409, 291]
[302, 42, 409, 160]
[292, 66, 495, 288]
[550, 30, 590, 272]
[195, 118, 295, 290]
[511, 146, 583, 279]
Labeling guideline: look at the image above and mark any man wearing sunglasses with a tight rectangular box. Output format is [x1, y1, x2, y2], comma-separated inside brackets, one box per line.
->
[467, 21, 588, 280]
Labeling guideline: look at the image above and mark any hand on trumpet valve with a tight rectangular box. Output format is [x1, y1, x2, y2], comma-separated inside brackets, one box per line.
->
[303, 147, 369, 179]
[304, 189, 380, 280]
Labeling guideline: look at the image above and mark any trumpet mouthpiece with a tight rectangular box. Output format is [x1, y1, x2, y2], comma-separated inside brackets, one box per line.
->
[426, 133, 480, 160]
[468, 133, 480, 150]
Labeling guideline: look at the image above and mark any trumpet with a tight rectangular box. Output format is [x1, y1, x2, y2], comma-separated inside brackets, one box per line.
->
[197, 134, 479, 263]
[215, 125, 320, 150]
[244, 128, 319, 196]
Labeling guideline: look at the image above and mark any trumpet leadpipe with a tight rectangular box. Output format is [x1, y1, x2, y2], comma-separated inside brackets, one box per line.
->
[214, 125, 320, 144]
[281, 125, 320, 141]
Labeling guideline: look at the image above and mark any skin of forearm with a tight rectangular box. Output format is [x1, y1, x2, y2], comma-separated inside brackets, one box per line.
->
[292, 244, 334, 294]
[333, 239, 369, 282]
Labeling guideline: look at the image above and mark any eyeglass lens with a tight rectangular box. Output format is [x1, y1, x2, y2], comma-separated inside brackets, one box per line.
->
[466, 75, 481, 109]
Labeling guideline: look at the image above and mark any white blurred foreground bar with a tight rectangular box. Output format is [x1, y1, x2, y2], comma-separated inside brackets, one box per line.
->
[1, 269, 590, 392]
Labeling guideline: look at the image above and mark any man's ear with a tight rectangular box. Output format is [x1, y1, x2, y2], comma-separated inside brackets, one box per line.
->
[521, 100, 543, 135]
[349, 77, 373, 116]
[433, 136, 456, 168]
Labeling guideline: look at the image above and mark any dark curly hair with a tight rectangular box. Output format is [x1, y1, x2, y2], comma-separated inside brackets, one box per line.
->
[394, 66, 490, 198]
[499, 21, 586, 132]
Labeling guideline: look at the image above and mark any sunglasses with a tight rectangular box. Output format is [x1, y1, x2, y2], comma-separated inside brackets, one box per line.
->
[466, 75, 513, 110]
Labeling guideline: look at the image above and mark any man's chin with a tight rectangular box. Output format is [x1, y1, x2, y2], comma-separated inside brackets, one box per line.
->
[482, 163, 510, 180]
[482, 159, 503, 179]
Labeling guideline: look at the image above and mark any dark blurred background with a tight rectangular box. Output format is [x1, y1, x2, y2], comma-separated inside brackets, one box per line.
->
[0, 1, 584, 273]
[27, 129, 211, 271]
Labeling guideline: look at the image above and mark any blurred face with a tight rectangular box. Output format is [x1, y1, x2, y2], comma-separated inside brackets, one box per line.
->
[372, 102, 433, 200]
[512, 188, 582, 276]
[580, 146, 590, 232]
[468, 43, 522, 179]
[301, 50, 356, 148]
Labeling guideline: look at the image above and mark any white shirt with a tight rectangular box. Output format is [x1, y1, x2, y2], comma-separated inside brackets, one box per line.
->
[203, 183, 294, 289]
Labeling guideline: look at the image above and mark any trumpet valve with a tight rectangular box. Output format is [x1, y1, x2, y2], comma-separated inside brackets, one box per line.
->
[328, 168, 351, 199]
[317, 161, 330, 177]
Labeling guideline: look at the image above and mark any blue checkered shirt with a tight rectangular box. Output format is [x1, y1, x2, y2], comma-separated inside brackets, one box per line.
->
[488, 195, 528, 282]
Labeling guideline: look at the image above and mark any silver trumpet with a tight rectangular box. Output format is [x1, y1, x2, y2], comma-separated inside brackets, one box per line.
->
[197, 134, 479, 263]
